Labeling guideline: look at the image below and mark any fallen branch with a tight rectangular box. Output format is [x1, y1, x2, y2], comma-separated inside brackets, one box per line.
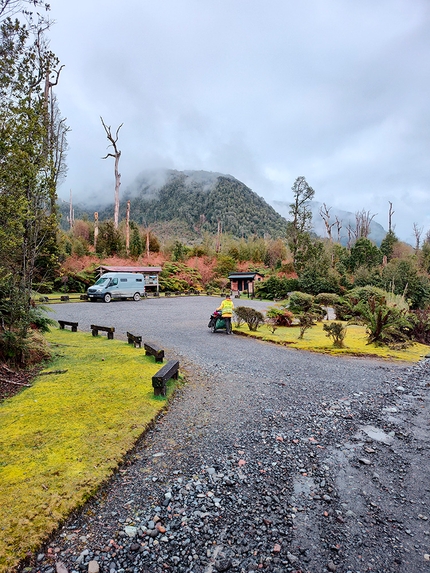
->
[39, 369, 68, 376]
[0, 377, 31, 387]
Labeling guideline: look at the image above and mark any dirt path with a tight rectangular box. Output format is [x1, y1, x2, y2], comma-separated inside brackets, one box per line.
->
[19, 298, 430, 573]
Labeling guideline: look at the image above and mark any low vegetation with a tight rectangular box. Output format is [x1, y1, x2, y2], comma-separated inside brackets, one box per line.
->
[0, 329, 175, 572]
[233, 321, 428, 362]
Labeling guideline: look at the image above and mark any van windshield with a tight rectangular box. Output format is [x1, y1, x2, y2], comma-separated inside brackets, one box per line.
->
[94, 277, 109, 285]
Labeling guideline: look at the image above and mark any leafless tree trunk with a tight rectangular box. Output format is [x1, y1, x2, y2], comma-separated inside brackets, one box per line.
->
[100, 117, 123, 229]
[334, 216, 342, 243]
[94, 212, 99, 249]
[319, 203, 335, 241]
[388, 201, 394, 234]
[355, 209, 376, 239]
[125, 200, 130, 255]
[413, 222, 423, 254]
[346, 225, 354, 249]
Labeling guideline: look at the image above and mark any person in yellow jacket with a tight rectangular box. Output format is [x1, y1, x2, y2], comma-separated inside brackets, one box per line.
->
[217, 294, 234, 334]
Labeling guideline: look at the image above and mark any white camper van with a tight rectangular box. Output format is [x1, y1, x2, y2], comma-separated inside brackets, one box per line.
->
[87, 272, 145, 303]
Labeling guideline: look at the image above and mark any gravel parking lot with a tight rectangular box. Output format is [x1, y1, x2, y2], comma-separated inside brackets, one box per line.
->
[21, 296, 430, 573]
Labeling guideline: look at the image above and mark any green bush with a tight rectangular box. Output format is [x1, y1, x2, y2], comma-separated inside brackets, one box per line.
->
[288, 291, 315, 313]
[234, 306, 265, 331]
[315, 293, 341, 307]
[254, 276, 299, 300]
[298, 312, 317, 339]
[323, 322, 347, 348]
[408, 309, 430, 344]
[266, 306, 294, 326]
[356, 296, 411, 347]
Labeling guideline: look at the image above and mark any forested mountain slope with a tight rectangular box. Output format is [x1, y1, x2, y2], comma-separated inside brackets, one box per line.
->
[101, 170, 288, 239]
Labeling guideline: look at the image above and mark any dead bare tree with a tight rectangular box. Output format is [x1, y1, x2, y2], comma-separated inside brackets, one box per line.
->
[319, 203, 336, 241]
[125, 200, 130, 255]
[346, 225, 354, 249]
[355, 209, 376, 239]
[101, 117, 123, 229]
[94, 212, 99, 249]
[413, 222, 423, 254]
[334, 216, 342, 244]
[388, 201, 395, 233]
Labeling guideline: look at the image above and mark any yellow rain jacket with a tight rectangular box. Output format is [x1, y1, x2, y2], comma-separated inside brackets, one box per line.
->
[217, 298, 234, 317]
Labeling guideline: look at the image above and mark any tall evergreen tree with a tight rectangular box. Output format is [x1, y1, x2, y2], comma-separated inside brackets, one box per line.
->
[0, 10, 67, 363]
[286, 176, 315, 267]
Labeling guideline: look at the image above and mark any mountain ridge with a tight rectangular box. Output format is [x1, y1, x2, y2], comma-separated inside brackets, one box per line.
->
[59, 169, 388, 245]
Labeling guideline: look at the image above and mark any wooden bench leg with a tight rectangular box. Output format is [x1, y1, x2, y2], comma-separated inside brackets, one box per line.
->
[108, 332, 114, 340]
[92, 329, 98, 337]
[153, 385, 166, 397]
[72, 325, 77, 332]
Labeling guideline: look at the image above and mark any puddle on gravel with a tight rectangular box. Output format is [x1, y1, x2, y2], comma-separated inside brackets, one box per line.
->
[359, 425, 394, 444]
[293, 475, 316, 497]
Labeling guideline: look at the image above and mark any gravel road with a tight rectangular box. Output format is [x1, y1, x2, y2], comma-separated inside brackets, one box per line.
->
[21, 296, 430, 573]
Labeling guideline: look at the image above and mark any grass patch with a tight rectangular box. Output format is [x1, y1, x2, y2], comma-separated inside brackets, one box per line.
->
[234, 320, 429, 362]
[0, 329, 175, 572]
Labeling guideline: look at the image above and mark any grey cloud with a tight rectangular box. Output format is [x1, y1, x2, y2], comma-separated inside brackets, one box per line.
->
[49, 0, 430, 241]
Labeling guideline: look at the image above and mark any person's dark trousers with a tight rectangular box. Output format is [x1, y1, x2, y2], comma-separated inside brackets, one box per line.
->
[225, 317, 232, 334]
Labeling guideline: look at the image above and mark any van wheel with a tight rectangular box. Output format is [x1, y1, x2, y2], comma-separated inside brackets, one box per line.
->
[133, 292, 140, 301]
[104, 293, 111, 303]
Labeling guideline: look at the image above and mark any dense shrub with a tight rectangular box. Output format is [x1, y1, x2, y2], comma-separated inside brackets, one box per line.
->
[288, 291, 315, 313]
[315, 293, 342, 307]
[298, 312, 318, 339]
[408, 309, 430, 344]
[234, 306, 265, 331]
[254, 276, 299, 300]
[356, 296, 411, 347]
[159, 262, 203, 292]
[266, 305, 294, 326]
[323, 322, 347, 348]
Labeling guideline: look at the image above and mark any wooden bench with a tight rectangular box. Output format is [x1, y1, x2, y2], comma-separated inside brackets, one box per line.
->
[60, 295, 70, 301]
[80, 294, 88, 301]
[144, 342, 164, 363]
[91, 324, 115, 339]
[127, 332, 142, 348]
[152, 360, 179, 396]
[58, 320, 78, 332]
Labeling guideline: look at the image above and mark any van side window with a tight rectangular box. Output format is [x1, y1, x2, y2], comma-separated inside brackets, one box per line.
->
[110, 278, 118, 286]
[120, 278, 127, 282]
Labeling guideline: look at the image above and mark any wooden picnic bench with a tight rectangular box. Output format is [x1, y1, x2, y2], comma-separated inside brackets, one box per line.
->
[58, 320, 78, 332]
[90, 324, 115, 339]
[152, 360, 179, 396]
[144, 342, 164, 363]
[127, 332, 142, 348]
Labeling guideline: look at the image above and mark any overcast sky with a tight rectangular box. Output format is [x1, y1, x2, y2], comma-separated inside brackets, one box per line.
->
[48, 0, 430, 242]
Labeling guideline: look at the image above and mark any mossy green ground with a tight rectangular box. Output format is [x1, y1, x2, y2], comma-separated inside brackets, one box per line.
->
[234, 321, 430, 362]
[0, 330, 173, 572]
